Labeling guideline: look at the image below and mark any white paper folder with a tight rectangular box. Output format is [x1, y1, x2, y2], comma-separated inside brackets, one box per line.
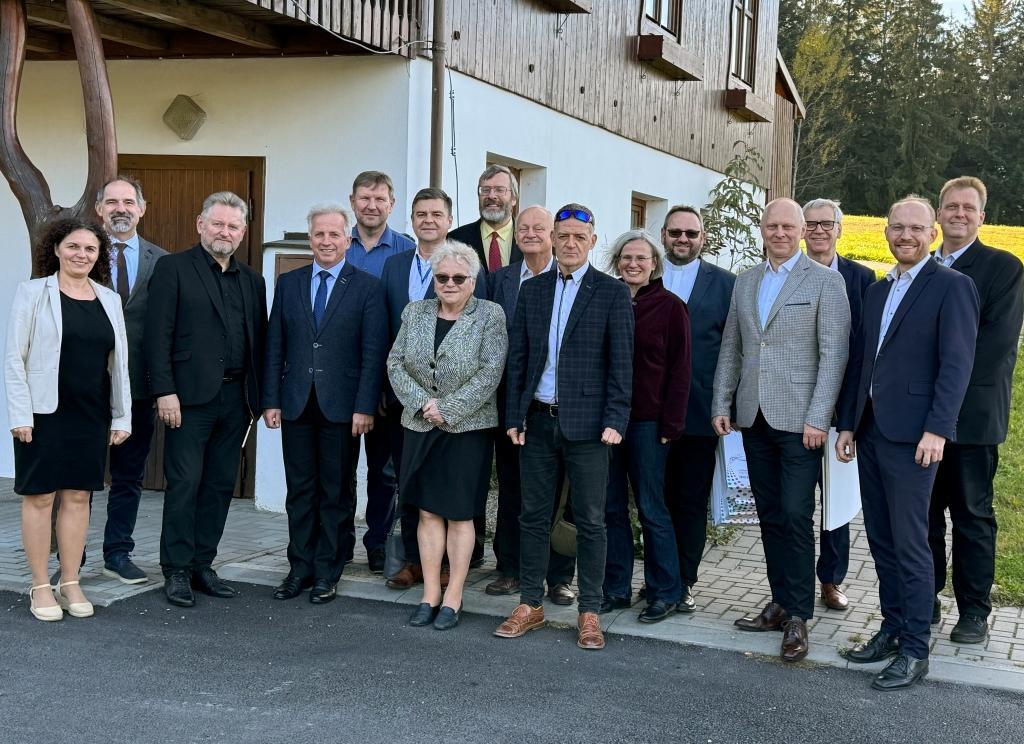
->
[823, 428, 862, 530]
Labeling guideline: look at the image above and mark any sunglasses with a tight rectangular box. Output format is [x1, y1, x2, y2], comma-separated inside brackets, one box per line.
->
[434, 273, 471, 286]
[555, 208, 594, 224]
[665, 228, 701, 239]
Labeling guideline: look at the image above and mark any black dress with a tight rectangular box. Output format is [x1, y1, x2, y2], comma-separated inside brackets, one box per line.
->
[399, 317, 492, 521]
[14, 293, 115, 495]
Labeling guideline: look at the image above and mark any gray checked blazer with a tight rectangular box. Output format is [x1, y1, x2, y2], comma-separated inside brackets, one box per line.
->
[712, 251, 850, 433]
[387, 296, 508, 433]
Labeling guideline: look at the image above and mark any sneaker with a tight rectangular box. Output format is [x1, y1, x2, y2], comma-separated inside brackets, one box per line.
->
[102, 557, 149, 585]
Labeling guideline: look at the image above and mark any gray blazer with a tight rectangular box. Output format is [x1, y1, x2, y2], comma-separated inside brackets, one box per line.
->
[124, 237, 168, 399]
[387, 296, 508, 433]
[712, 252, 850, 433]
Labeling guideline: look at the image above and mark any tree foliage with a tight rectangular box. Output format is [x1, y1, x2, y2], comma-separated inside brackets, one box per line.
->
[701, 141, 766, 270]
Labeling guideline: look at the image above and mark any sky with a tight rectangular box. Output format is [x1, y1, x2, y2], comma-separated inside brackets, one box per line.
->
[941, 0, 969, 21]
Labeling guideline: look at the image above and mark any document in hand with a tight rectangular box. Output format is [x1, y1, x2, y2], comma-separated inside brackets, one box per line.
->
[823, 428, 861, 531]
[711, 431, 758, 526]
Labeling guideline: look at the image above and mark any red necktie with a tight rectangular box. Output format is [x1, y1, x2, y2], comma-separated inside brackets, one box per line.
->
[488, 231, 502, 272]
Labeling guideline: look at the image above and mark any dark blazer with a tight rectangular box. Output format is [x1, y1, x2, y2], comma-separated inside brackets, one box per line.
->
[261, 262, 387, 423]
[837, 259, 979, 443]
[123, 237, 168, 399]
[681, 259, 736, 437]
[449, 218, 523, 273]
[836, 254, 877, 346]
[943, 240, 1024, 444]
[145, 245, 267, 415]
[506, 265, 634, 441]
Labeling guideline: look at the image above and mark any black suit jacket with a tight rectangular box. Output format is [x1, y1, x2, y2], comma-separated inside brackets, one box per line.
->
[943, 240, 1024, 444]
[449, 218, 522, 273]
[506, 265, 634, 440]
[836, 254, 877, 347]
[261, 262, 387, 423]
[837, 259, 979, 443]
[145, 245, 267, 415]
[122, 236, 168, 399]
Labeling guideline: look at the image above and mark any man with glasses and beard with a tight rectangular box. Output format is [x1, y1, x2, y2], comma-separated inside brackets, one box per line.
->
[449, 164, 523, 273]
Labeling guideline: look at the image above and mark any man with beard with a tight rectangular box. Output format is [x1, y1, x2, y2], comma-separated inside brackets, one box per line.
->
[449, 165, 522, 273]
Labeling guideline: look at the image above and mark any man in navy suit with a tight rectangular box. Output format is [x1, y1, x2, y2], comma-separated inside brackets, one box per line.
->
[493, 203, 634, 651]
[448, 164, 523, 273]
[659, 205, 735, 613]
[803, 198, 876, 612]
[262, 205, 387, 604]
[836, 195, 979, 691]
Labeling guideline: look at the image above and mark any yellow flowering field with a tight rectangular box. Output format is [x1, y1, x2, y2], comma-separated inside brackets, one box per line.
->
[838, 215, 1024, 266]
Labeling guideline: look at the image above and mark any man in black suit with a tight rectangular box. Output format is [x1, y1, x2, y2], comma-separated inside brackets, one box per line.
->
[448, 164, 522, 273]
[493, 203, 634, 651]
[928, 176, 1024, 643]
[659, 205, 735, 613]
[836, 195, 979, 691]
[262, 205, 387, 604]
[803, 198, 876, 612]
[146, 191, 268, 608]
[485, 205, 576, 603]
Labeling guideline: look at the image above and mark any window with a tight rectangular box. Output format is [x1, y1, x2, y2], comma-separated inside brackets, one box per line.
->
[646, 0, 681, 37]
[631, 197, 647, 230]
[730, 0, 758, 86]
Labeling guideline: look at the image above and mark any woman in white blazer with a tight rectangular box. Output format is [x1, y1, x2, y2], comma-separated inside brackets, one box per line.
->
[4, 219, 131, 622]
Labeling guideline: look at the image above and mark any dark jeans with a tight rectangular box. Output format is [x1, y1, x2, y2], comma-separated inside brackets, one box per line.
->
[159, 381, 248, 576]
[929, 442, 999, 619]
[519, 409, 609, 613]
[817, 461, 850, 585]
[664, 434, 718, 588]
[104, 398, 156, 562]
[283, 390, 355, 583]
[350, 416, 397, 552]
[605, 421, 681, 603]
[741, 411, 820, 620]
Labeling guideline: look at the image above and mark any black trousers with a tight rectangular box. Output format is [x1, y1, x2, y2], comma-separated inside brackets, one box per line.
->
[103, 398, 156, 562]
[493, 431, 575, 584]
[929, 442, 999, 619]
[160, 381, 249, 576]
[350, 413, 397, 553]
[664, 434, 718, 589]
[741, 412, 820, 620]
[282, 390, 355, 583]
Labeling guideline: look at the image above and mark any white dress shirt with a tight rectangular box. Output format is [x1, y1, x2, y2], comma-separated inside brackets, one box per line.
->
[519, 257, 555, 287]
[757, 251, 803, 328]
[662, 258, 701, 303]
[535, 263, 589, 404]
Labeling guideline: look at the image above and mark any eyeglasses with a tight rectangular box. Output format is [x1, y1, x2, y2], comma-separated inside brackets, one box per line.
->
[806, 220, 837, 232]
[434, 273, 471, 286]
[555, 208, 594, 224]
[665, 228, 701, 239]
[618, 254, 653, 264]
[478, 186, 510, 196]
[885, 224, 930, 236]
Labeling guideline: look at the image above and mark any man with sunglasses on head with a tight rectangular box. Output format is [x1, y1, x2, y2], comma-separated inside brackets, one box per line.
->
[802, 198, 876, 613]
[494, 203, 634, 650]
[449, 165, 523, 273]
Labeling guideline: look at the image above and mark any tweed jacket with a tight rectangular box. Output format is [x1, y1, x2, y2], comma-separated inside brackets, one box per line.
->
[387, 296, 508, 433]
[712, 251, 850, 433]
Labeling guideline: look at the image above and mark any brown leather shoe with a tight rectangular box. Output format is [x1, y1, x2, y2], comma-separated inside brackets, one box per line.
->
[820, 582, 849, 611]
[485, 575, 521, 596]
[547, 582, 576, 606]
[734, 601, 789, 631]
[494, 603, 545, 638]
[577, 612, 605, 650]
[385, 562, 423, 590]
[780, 618, 809, 662]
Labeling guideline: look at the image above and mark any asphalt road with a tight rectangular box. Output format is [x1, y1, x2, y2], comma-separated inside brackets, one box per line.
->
[2, 586, 1022, 744]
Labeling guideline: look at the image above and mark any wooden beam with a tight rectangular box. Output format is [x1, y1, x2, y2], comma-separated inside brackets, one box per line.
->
[27, 3, 168, 51]
[102, 0, 279, 50]
[25, 29, 60, 55]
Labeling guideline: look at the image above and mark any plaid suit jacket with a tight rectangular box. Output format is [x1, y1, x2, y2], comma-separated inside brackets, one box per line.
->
[712, 252, 850, 433]
[506, 265, 634, 441]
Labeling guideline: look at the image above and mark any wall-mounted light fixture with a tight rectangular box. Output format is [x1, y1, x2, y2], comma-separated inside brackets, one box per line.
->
[162, 95, 207, 141]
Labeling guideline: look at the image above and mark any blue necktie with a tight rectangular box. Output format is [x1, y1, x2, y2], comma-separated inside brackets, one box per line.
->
[313, 270, 330, 330]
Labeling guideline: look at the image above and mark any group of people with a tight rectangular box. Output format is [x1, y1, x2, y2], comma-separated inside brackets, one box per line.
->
[5, 166, 1019, 694]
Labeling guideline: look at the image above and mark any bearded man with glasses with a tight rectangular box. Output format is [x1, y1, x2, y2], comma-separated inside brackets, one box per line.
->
[449, 164, 524, 273]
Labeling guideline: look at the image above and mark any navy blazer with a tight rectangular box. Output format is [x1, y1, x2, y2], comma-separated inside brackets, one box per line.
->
[681, 259, 736, 437]
[836, 254, 877, 347]
[449, 218, 523, 274]
[506, 264, 634, 441]
[837, 259, 979, 443]
[261, 262, 387, 423]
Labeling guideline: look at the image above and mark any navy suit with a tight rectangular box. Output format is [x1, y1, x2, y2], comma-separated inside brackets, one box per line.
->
[262, 262, 387, 582]
[506, 264, 634, 613]
[838, 258, 979, 659]
[663, 258, 736, 591]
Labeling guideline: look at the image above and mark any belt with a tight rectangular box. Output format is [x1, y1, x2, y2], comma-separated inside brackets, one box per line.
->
[529, 400, 558, 417]
[222, 372, 245, 383]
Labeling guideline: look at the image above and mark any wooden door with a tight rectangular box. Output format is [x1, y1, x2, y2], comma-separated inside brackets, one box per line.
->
[118, 154, 266, 498]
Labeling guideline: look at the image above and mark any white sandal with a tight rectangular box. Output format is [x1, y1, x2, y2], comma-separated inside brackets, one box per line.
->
[56, 579, 94, 618]
[29, 583, 63, 622]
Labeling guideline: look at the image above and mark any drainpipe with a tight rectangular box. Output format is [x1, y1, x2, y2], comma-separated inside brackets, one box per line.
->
[429, 0, 446, 189]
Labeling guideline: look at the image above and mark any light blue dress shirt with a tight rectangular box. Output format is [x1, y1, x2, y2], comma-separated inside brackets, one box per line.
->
[876, 253, 931, 355]
[310, 259, 345, 309]
[108, 233, 140, 293]
[535, 262, 589, 404]
[757, 250, 802, 328]
[933, 240, 974, 268]
[407, 249, 433, 302]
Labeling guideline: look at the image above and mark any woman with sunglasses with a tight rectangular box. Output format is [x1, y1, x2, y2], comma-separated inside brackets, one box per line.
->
[387, 240, 508, 630]
[602, 229, 692, 623]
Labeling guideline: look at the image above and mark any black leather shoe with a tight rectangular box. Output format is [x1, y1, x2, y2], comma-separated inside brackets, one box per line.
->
[599, 595, 632, 614]
[469, 555, 486, 570]
[547, 583, 576, 606]
[931, 597, 942, 625]
[433, 605, 461, 630]
[638, 600, 676, 624]
[871, 654, 929, 691]
[676, 587, 696, 614]
[309, 579, 337, 604]
[273, 574, 312, 600]
[367, 547, 386, 575]
[165, 571, 195, 607]
[843, 630, 900, 664]
[191, 568, 238, 598]
[950, 615, 989, 644]
[409, 602, 440, 626]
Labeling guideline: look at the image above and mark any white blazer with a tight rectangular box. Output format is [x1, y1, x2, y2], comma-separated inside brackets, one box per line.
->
[5, 273, 132, 433]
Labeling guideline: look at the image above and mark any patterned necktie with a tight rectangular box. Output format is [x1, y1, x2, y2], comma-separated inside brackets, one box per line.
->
[114, 242, 130, 304]
[313, 270, 330, 330]
[488, 231, 502, 272]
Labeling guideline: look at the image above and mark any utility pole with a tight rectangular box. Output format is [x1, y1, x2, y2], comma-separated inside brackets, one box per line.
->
[429, 0, 446, 189]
